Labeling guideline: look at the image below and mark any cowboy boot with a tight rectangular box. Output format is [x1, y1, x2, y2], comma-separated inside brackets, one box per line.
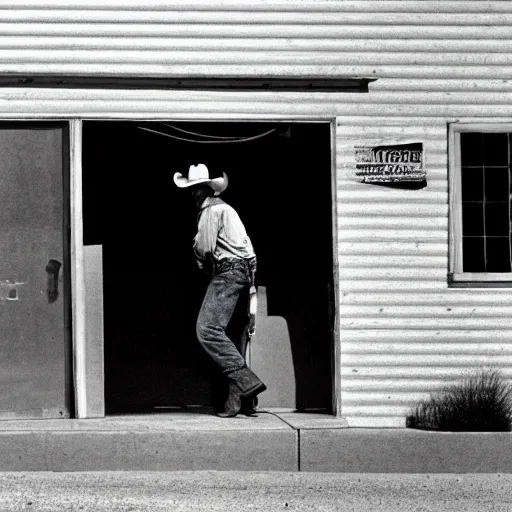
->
[216, 380, 243, 418]
[240, 396, 259, 416]
[210, 375, 228, 414]
[216, 366, 266, 418]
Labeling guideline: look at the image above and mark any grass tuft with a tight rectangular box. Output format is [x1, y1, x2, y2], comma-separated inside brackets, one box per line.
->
[406, 368, 512, 431]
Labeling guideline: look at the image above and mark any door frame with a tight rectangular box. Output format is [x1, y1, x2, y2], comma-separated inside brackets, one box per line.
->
[70, 120, 88, 418]
[71, 116, 341, 418]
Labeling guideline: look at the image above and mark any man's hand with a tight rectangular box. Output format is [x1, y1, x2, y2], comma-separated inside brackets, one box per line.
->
[247, 286, 257, 337]
[247, 313, 256, 338]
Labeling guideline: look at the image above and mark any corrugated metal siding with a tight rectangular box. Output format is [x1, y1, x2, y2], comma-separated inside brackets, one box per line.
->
[336, 118, 512, 427]
[1, 2, 512, 78]
[1, 1, 512, 426]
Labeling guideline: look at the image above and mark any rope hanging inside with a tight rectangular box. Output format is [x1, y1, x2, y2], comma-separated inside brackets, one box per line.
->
[162, 123, 246, 140]
[138, 126, 277, 144]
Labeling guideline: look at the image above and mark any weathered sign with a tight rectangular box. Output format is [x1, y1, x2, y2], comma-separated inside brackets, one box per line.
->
[355, 142, 425, 183]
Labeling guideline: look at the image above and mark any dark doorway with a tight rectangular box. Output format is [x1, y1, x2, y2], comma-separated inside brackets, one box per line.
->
[82, 120, 333, 414]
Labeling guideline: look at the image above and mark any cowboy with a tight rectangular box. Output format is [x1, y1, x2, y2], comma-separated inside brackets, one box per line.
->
[173, 163, 267, 417]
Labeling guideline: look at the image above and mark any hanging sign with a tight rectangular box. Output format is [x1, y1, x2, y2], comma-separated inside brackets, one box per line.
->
[355, 142, 425, 183]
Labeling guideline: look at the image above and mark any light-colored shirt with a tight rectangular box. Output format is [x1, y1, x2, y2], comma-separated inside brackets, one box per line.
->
[193, 196, 256, 270]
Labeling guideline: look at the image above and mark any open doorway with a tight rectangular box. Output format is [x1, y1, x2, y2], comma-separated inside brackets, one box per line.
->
[82, 120, 334, 414]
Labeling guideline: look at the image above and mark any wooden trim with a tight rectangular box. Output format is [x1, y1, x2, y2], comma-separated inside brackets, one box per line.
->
[70, 116, 341, 418]
[448, 127, 463, 274]
[449, 122, 512, 284]
[452, 273, 512, 282]
[449, 281, 512, 289]
[331, 118, 342, 418]
[70, 119, 87, 418]
[451, 123, 512, 133]
[61, 122, 74, 417]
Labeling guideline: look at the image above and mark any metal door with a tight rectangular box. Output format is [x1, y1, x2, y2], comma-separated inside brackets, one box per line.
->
[0, 123, 70, 419]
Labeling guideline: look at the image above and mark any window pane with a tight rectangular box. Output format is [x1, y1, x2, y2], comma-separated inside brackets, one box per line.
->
[463, 237, 485, 272]
[461, 133, 483, 166]
[486, 237, 512, 272]
[483, 133, 509, 166]
[485, 167, 509, 201]
[462, 168, 484, 201]
[485, 203, 510, 236]
[462, 203, 484, 236]
[458, 130, 512, 278]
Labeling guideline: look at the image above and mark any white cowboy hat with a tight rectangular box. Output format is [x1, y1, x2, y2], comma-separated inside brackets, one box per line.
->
[173, 163, 228, 195]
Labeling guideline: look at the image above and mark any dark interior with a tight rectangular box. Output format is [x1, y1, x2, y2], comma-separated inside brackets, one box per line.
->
[82, 121, 334, 413]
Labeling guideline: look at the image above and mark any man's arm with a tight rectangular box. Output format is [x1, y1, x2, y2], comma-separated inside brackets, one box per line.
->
[247, 256, 257, 288]
[246, 256, 257, 336]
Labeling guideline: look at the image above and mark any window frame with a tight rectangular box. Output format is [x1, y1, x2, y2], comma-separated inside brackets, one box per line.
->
[449, 123, 512, 286]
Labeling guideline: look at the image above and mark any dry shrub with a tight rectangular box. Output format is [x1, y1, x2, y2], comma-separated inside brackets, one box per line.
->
[406, 368, 512, 431]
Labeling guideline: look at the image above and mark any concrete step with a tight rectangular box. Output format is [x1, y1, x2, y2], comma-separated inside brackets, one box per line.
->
[0, 408, 511, 473]
[0, 409, 301, 472]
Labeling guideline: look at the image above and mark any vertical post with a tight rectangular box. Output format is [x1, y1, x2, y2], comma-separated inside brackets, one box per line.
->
[70, 119, 87, 418]
[330, 119, 342, 417]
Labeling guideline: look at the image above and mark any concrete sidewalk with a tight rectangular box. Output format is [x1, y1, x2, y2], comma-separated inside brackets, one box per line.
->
[0, 471, 511, 511]
[0, 409, 511, 473]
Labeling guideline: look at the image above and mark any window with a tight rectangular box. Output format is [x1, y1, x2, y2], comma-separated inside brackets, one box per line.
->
[450, 124, 512, 284]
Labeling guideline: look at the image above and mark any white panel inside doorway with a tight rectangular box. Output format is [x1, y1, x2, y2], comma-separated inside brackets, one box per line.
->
[250, 286, 296, 408]
[83, 245, 105, 418]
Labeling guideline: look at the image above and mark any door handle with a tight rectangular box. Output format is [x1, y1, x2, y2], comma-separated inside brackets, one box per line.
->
[46, 259, 61, 303]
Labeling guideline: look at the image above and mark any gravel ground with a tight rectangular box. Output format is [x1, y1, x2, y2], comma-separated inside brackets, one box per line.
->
[0, 471, 510, 512]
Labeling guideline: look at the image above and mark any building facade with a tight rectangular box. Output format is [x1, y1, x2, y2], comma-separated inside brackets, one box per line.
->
[0, 1, 511, 427]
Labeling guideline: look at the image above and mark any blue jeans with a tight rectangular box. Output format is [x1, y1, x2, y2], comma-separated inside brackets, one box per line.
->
[196, 259, 250, 373]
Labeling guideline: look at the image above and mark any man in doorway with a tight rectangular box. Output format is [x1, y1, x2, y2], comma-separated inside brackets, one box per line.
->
[173, 163, 266, 417]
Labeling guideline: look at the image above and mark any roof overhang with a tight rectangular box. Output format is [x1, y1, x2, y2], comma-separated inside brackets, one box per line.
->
[0, 76, 376, 92]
